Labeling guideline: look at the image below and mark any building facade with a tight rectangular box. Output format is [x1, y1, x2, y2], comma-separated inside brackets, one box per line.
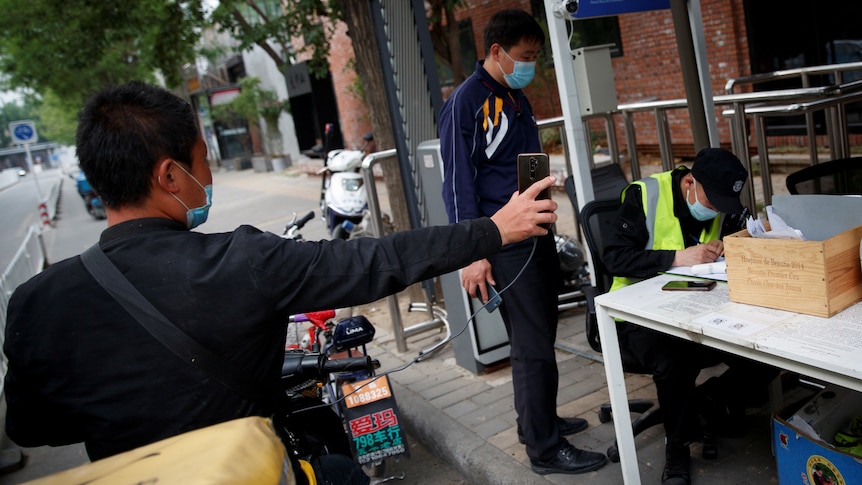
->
[316, 0, 861, 161]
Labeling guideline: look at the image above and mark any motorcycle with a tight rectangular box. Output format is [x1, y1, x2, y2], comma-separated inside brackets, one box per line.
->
[278, 209, 408, 480]
[74, 171, 106, 220]
[282, 311, 407, 479]
[318, 147, 368, 240]
[316, 129, 382, 240]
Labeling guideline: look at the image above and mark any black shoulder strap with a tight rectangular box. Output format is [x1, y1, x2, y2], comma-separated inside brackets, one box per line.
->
[80, 244, 263, 402]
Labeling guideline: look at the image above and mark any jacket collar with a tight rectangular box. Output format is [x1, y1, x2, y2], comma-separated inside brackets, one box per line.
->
[99, 218, 187, 246]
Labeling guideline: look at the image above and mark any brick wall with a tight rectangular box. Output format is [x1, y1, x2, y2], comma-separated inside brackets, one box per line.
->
[315, 1, 762, 159]
[326, 21, 373, 150]
[611, 0, 751, 157]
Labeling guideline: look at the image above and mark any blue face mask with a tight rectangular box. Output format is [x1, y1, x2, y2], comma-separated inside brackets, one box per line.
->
[686, 179, 718, 221]
[498, 48, 536, 90]
[170, 163, 212, 229]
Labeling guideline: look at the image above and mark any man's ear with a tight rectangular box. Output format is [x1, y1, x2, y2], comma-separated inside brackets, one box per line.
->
[489, 43, 501, 61]
[683, 173, 695, 188]
[154, 158, 180, 193]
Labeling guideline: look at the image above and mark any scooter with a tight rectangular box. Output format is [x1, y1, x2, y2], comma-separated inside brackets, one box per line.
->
[74, 172, 107, 220]
[279, 209, 408, 479]
[284, 311, 407, 479]
[318, 147, 368, 240]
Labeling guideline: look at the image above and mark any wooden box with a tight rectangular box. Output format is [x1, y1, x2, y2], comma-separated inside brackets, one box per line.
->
[724, 224, 862, 317]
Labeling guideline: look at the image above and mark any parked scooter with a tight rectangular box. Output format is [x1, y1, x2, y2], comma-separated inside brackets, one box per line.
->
[279, 210, 407, 479]
[74, 172, 106, 220]
[318, 147, 368, 240]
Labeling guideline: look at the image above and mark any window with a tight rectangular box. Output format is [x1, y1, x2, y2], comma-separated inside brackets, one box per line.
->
[566, 16, 623, 58]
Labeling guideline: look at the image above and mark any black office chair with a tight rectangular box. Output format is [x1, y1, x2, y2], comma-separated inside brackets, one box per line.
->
[785, 157, 862, 195]
[579, 198, 665, 462]
[564, 163, 630, 241]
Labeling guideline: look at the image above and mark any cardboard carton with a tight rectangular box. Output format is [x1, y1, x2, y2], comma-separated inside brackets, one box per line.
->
[773, 387, 862, 484]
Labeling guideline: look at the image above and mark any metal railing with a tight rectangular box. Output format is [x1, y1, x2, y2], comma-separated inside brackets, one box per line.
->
[360, 149, 450, 355]
[742, 86, 862, 204]
[724, 62, 862, 94]
[1, 226, 49, 392]
[537, 115, 623, 176]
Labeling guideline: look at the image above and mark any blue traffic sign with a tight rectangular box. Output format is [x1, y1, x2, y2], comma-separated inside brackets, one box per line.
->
[9, 120, 38, 144]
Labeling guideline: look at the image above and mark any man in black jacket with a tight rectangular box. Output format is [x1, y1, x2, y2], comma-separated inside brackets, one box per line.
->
[3, 81, 557, 482]
[603, 148, 778, 485]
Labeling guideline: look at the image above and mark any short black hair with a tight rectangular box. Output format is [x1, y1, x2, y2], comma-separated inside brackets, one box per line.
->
[76, 81, 200, 208]
[483, 9, 545, 55]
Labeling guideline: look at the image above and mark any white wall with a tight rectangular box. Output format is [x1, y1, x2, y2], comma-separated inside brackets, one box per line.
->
[241, 46, 301, 162]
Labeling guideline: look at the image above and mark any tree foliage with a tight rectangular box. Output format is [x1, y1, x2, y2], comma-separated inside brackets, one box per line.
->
[211, 0, 342, 79]
[0, 0, 205, 106]
[36, 91, 80, 145]
[427, 0, 469, 86]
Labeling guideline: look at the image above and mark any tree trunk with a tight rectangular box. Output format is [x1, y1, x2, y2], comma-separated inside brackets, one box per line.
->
[339, 0, 423, 302]
[339, 1, 411, 235]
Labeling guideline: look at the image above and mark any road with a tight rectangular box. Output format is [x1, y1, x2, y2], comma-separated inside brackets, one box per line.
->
[0, 165, 469, 484]
[0, 171, 65, 267]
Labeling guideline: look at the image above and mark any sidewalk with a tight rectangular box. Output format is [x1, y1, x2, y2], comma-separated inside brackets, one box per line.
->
[0, 162, 793, 484]
[359, 297, 783, 485]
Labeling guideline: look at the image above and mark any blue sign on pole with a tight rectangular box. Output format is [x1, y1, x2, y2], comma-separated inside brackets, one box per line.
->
[9, 120, 38, 145]
[569, 0, 670, 19]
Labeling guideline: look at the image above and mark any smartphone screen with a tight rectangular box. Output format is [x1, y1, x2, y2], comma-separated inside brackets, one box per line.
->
[661, 280, 716, 291]
[517, 153, 551, 229]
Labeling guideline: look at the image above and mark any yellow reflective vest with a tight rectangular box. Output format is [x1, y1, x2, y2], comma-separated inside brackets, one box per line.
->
[610, 169, 721, 292]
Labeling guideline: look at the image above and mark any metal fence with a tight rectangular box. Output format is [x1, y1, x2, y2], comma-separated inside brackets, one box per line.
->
[0, 226, 48, 392]
[0, 175, 60, 393]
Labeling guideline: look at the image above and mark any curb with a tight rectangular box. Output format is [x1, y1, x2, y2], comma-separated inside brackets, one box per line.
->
[393, 380, 553, 485]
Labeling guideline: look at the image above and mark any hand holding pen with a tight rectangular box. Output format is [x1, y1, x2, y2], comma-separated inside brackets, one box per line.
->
[672, 238, 723, 267]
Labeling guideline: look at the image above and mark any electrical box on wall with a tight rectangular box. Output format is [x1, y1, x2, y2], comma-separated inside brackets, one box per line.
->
[571, 44, 618, 117]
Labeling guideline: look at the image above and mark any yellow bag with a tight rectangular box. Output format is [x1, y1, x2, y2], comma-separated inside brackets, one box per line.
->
[25, 417, 296, 485]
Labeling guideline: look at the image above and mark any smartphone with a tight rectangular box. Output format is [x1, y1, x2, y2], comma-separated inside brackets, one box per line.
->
[661, 280, 716, 291]
[485, 285, 502, 313]
[517, 153, 551, 200]
[517, 153, 551, 229]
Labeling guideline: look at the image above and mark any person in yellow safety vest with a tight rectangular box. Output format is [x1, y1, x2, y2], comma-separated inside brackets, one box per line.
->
[603, 148, 779, 485]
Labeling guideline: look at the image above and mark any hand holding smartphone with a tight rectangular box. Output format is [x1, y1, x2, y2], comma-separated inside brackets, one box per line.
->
[517, 152, 551, 229]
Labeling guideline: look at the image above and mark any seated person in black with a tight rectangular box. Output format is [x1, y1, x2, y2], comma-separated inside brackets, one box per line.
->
[3, 81, 559, 484]
[603, 148, 779, 485]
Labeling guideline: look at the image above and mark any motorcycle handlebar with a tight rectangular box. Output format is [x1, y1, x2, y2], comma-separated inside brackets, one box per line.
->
[296, 211, 315, 229]
[283, 211, 315, 238]
[281, 352, 373, 385]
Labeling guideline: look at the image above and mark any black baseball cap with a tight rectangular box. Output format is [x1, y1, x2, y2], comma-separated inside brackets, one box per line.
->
[691, 148, 748, 214]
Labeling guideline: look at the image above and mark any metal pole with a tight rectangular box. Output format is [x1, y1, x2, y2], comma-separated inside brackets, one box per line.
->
[670, 0, 710, 152]
[24, 143, 44, 201]
[361, 149, 408, 352]
[687, 0, 720, 147]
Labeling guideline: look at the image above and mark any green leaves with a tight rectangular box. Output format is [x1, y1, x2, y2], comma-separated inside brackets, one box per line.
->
[0, 0, 205, 104]
[212, 0, 340, 79]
